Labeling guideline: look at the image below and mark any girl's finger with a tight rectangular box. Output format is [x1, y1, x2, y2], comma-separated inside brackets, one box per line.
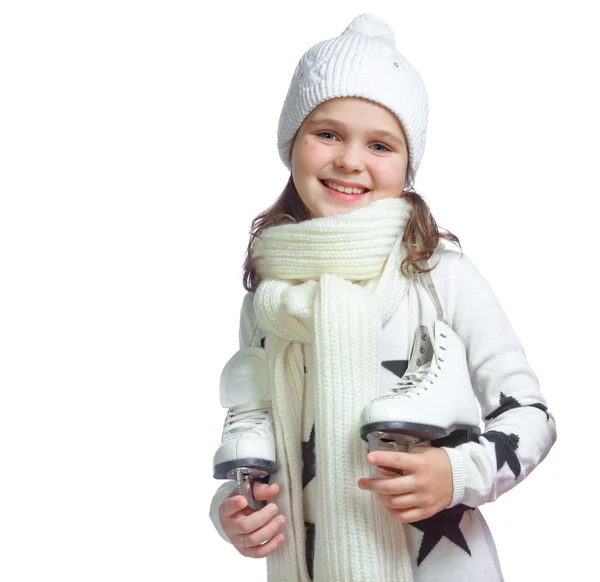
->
[377, 492, 420, 510]
[366, 451, 422, 474]
[237, 513, 286, 549]
[239, 533, 286, 559]
[236, 502, 282, 535]
[219, 494, 248, 519]
[388, 506, 431, 524]
[378, 467, 399, 477]
[358, 475, 415, 496]
[253, 482, 280, 501]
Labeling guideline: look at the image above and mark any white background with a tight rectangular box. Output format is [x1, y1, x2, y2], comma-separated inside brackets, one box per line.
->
[1, 1, 598, 580]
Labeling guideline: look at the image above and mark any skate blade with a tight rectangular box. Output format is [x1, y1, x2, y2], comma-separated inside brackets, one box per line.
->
[367, 431, 424, 454]
[226, 466, 271, 481]
[228, 467, 270, 511]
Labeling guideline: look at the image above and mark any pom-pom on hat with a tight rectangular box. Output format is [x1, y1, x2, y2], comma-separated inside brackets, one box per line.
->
[277, 13, 429, 187]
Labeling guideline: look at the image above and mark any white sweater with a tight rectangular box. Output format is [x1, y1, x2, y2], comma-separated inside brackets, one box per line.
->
[209, 244, 557, 581]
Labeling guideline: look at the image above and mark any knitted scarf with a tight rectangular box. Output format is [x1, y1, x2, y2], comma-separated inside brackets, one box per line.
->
[252, 197, 415, 582]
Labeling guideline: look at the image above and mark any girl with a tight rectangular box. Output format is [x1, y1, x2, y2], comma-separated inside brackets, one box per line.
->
[209, 13, 557, 582]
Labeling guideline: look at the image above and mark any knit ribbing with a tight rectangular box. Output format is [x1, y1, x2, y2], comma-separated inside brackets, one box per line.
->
[253, 197, 414, 581]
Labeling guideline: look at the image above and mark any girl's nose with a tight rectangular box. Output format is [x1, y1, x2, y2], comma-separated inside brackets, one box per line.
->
[334, 144, 365, 173]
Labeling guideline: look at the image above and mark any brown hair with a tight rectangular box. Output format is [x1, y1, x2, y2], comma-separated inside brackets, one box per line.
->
[242, 159, 462, 293]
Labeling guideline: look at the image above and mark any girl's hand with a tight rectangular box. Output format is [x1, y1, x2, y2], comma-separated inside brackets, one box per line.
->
[218, 482, 286, 558]
[358, 447, 453, 523]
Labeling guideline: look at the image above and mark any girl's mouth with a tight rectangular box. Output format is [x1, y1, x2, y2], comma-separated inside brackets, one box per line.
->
[320, 180, 370, 202]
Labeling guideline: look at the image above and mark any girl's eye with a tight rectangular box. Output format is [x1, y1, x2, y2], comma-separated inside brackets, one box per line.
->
[317, 131, 337, 140]
[371, 143, 391, 152]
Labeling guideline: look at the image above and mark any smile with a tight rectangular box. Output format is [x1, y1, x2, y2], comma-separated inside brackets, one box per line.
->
[322, 179, 369, 195]
[320, 180, 370, 202]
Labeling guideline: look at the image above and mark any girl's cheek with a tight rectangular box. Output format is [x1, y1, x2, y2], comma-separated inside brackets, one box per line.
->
[372, 163, 399, 183]
[369, 159, 384, 173]
[300, 143, 329, 167]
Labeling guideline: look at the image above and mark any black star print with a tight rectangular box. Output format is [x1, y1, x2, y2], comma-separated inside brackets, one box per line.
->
[305, 522, 315, 580]
[485, 392, 520, 420]
[410, 504, 473, 565]
[382, 359, 408, 378]
[485, 392, 550, 421]
[482, 430, 521, 478]
[302, 424, 316, 489]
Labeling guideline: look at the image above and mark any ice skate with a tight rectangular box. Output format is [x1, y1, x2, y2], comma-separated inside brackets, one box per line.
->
[360, 318, 481, 461]
[213, 347, 277, 510]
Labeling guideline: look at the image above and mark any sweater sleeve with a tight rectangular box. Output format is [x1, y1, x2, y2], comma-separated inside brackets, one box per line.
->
[208, 292, 264, 542]
[435, 251, 557, 508]
[238, 292, 264, 349]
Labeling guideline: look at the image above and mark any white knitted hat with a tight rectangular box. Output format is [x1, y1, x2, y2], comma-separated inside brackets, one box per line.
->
[277, 13, 429, 186]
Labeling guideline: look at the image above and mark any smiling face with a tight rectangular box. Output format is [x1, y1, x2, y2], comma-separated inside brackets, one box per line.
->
[290, 97, 409, 219]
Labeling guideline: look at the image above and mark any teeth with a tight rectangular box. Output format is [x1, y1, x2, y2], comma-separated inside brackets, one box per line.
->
[324, 180, 367, 195]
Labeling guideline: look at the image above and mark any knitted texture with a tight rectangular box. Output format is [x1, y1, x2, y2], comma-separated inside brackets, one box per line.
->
[277, 13, 429, 187]
[253, 197, 415, 581]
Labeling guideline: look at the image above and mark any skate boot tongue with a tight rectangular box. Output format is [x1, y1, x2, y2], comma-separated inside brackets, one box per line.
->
[390, 362, 430, 398]
[405, 324, 434, 376]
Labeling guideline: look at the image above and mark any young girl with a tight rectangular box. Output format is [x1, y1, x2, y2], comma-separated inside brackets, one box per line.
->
[209, 13, 557, 582]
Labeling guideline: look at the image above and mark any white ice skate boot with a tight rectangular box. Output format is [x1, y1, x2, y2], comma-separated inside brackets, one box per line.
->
[213, 347, 277, 509]
[360, 318, 481, 460]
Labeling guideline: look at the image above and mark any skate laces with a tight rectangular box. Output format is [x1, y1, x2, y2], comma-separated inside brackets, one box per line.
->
[390, 363, 432, 397]
[222, 401, 271, 439]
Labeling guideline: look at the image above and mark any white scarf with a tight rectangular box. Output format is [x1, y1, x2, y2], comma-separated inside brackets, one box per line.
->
[253, 197, 415, 582]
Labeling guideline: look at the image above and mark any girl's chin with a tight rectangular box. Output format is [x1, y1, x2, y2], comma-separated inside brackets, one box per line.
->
[312, 201, 370, 218]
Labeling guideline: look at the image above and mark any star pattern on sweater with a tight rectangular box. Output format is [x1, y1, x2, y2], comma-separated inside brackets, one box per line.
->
[482, 430, 521, 478]
[305, 522, 315, 580]
[485, 391, 550, 421]
[302, 424, 316, 489]
[410, 504, 473, 565]
[382, 359, 408, 379]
